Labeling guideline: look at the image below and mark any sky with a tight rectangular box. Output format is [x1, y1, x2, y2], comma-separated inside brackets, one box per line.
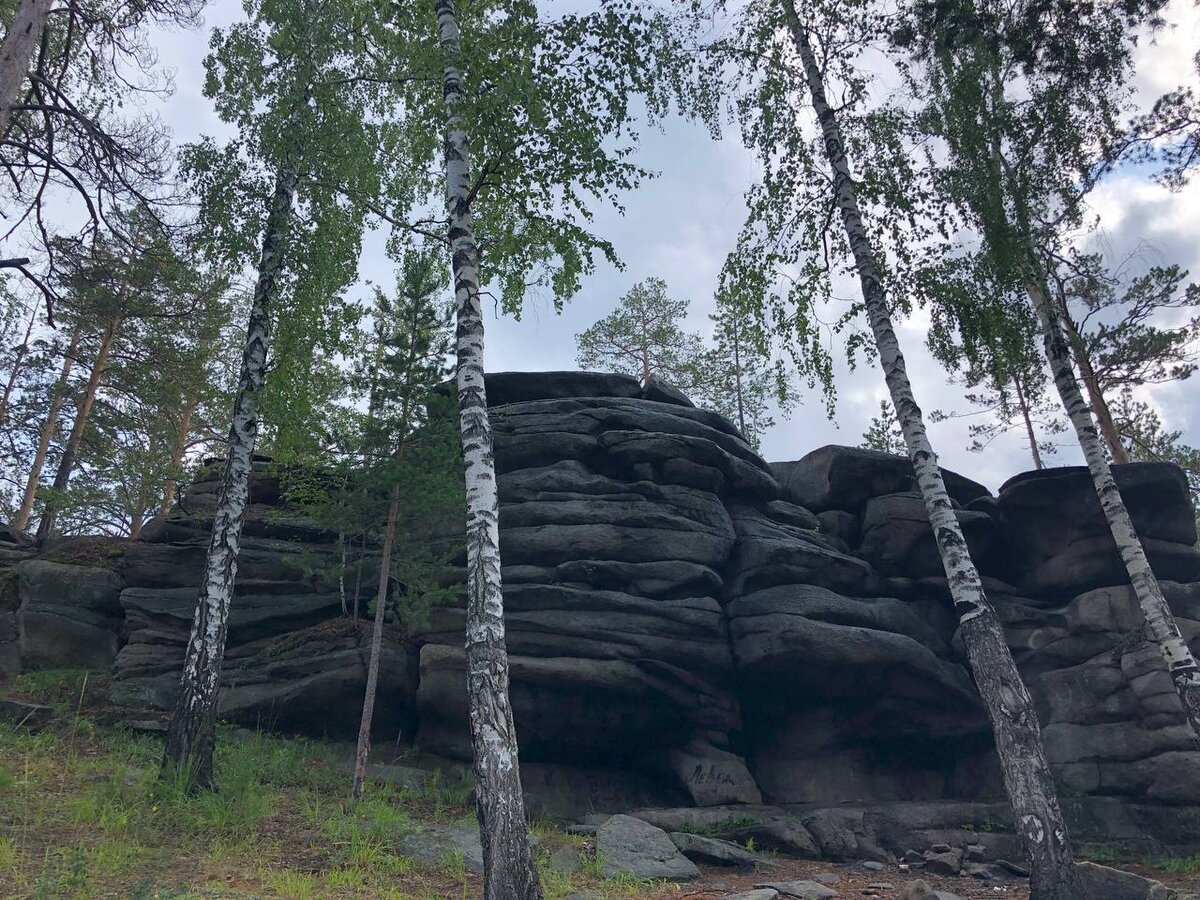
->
[145, 0, 1200, 493]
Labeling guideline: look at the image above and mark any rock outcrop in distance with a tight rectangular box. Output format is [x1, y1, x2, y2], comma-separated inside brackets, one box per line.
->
[2, 370, 1198, 860]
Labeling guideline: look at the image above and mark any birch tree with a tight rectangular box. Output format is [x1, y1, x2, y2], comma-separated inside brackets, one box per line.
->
[706, 1, 1081, 893]
[162, 0, 393, 790]
[902, 0, 1200, 746]
[372, 1, 706, 893]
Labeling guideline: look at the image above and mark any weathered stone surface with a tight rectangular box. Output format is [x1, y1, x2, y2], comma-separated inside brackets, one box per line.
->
[668, 740, 762, 806]
[998, 463, 1200, 594]
[858, 492, 998, 578]
[398, 822, 484, 874]
[15, 560, 124, 670]
[751, 881, 836, 899]
[628, 805, 821, 858]
[0, 698, 53, 729]
[641, 376, 695, 408]
[771, 446, 989, 514]
[1075, 861, 1182, 900]
[485, 370, 643, 406]
[596, 814, 700, 880]
[547, 846, 581, 875]
[2, 369, 1191, 858]
[669, 831, 764, 867]
[726, 891, 779, 900]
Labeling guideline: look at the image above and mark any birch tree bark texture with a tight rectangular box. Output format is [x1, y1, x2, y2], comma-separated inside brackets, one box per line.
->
[436, 1, 543, 897]
[784, 5, 1081, 896]
[161, 164, 299, 791]
[1026, 271, 1200, 745]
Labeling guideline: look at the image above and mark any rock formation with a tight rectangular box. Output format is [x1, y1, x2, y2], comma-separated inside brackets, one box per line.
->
[3, 370, 1198, 859]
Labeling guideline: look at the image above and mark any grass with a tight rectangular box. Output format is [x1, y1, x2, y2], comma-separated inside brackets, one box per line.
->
[0, 675, 677, 899]
[1156, 855, 1200, 876]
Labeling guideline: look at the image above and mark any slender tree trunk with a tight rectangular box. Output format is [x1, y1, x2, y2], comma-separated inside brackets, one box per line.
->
[14, 328, 78, 531]
[353, 479, 401, 800]
[732, 319, 746, 434]
[129, 497, 148, 540]
[1024, 270, 1200, 745]
[161, 400, 197, 515]
[35, 317, 121, 543]
[1012, 370, 1044, 470]
[0, 0, 51, 138]
[437, 2, 542, 897]
[1057, 301, 1129, 463]
[352, 532, 365, 621]
[785, 9, 1081, 897]
[161, 163, 299, 791]
[0, 298, 39, 426]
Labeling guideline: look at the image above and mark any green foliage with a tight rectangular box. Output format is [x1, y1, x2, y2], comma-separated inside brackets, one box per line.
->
[576, 278, 706, 387]
[577, 278, 797, 448]
[185, 0, 400, 464]
[694, 0, 934, 416]
[370, 0, 708, 316]
[860, 400, 907, 455]
[280, 250, 463, 630]
[1052, 252, 1200, 402]
[695, 288, 799, 449]
[1112, 388, 1200, 539]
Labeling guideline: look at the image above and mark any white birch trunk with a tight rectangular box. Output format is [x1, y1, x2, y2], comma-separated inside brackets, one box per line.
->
[161, 163, 299, 790]
[437, 1, 542, 896]
[1058, 305, 1130, 464]
[1025, 271, 1200, 744]
[14, 328, 78, 531]
[784, 7, 1081, 896]
[0, 0, 50, 138]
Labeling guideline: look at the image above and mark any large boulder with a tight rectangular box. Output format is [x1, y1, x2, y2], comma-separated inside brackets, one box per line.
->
[998, 463, 1200, 594]
[13, 559, 124, 670]
[770, 446, 989, 514]
[857, 492, 1000, 578]
[596, 814, 700, 880]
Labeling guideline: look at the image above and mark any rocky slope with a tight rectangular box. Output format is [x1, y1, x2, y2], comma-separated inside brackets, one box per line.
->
[3, 371, 1198, 858]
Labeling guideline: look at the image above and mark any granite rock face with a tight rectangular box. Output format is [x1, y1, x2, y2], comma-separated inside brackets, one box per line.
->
[3, 371, 1198, 855]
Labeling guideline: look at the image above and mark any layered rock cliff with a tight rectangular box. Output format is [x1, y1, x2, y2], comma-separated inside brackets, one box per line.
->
[3, 371, 1198, 857]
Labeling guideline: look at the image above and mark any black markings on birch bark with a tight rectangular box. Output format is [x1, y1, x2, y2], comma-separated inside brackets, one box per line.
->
[782, 3, 1081, 895]
[161, 161, 300, 791]
[436, 1, 543, 897]
[1026, 272, 1200, 746]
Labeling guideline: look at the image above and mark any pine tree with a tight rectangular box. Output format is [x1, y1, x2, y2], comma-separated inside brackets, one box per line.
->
[1047, 251, 1199, 464]
[695, 289, 797, 449]
[352, 250, 454, 801]
[860, 400, 906, 455]
[576, 277, 706, 390]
